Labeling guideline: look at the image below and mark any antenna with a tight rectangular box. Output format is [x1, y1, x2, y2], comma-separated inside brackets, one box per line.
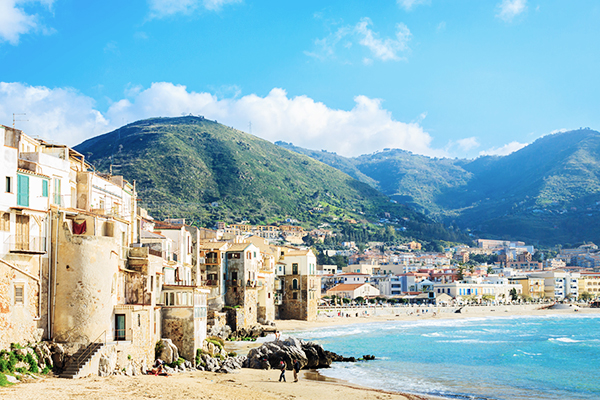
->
[13, 113, 27, 129]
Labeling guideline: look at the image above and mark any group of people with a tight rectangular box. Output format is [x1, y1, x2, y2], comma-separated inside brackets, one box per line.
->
[279, 359, 301, 383]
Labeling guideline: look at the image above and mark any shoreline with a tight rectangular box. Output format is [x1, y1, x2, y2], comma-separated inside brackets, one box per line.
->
[3, 306, 598, 400]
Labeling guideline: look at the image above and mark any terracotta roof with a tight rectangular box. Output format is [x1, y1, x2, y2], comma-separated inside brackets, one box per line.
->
[227, 243, 253, 252]
[327, 283, 368, 292]
[198, 242, 229, 250]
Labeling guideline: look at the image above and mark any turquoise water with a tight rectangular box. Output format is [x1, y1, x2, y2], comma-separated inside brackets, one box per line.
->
[292, 314, 600, 400]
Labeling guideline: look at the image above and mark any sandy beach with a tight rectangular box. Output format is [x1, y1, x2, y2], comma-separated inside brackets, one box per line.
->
[2, 305, 597, 400]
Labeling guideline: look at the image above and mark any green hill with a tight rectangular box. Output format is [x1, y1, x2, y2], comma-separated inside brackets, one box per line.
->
[277, 129, 600, 245]
[74, 116, 469, 245]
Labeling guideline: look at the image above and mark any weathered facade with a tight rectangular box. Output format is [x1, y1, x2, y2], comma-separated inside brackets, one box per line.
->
[224, 243, 260, 328]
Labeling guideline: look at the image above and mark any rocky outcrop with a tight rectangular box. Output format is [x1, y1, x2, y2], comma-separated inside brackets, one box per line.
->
[243, 338, 336, 370]
[158, 339, 179, 364]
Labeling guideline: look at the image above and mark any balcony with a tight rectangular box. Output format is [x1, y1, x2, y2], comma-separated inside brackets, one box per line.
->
[5, 235, 46, 254]
[205, 257, 219, 265]
[205, 279, 219, 287]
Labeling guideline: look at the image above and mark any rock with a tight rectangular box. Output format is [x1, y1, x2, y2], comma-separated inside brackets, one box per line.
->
[98, 348, 117, 377]
[34, 343, 53, 369]
[50, 343, 65, 370]
[125, 363, 134, 377]
[184, 360, 193, 369]
[159, 339, 179, 364]
[196, 364, 205, 371]
[5, 375, 19, 384]
[243, 338, 335, 370]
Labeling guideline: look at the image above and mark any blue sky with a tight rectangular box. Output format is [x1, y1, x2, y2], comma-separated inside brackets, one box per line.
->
[1, 0, 599, 158]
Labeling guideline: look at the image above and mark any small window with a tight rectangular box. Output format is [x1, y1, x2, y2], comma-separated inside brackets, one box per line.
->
[42, 180, 49, 197]
[292, 292, 298, 300]
[14, 284, 24, 305]
[5, 176, 12, 193]
[293, 279, 298, 290]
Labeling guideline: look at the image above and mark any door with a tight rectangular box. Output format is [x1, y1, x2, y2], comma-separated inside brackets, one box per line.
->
[15, 215, 29, 251]
[115, 314, 126, 341]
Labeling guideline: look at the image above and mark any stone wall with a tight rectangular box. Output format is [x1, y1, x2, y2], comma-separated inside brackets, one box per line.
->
[0, 255, 44, 349]
[162, 307, 196, 361]
[53, 219, 121, 344]
[278, 275, 317, 321]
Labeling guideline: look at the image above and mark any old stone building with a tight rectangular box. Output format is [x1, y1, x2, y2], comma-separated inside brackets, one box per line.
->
[276, 248, 319, 321]
[224, 243, 260, 329]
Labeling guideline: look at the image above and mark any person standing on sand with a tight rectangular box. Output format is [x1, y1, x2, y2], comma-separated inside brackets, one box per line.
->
[279, 360, 286, 382]
[293, 359, 300, 382]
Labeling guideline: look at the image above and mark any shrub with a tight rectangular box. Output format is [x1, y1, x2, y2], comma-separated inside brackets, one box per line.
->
[10, 343, 23, 350]
[0, 373, 12, 387]
[228, 352, 237, 358]
[41, 366, 51, 375]
[7, 353, 17, 372]
[15, 367, 26, 374]
[205, 337, 224, 350]
[0, 359, 7, 373]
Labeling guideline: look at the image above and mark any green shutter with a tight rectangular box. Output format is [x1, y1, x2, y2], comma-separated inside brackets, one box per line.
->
[17, 174, 29, 207]
[42, 180, 48, 197]
[54, 178, 61, 206]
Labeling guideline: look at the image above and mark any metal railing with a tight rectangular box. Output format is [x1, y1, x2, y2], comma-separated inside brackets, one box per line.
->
[5, 235, 47, 253]
[73, 330, 107, 367]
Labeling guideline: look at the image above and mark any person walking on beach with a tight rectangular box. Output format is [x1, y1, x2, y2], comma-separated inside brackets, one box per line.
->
[293, 359, 300, 382]
[279, 360, 286, 382]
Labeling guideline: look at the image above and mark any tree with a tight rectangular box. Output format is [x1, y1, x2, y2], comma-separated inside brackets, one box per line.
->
[487, 265, 494, 275]
[509, 288, 518, 301]
[355, 296, 365, 304]
[579, 291, 593, 302]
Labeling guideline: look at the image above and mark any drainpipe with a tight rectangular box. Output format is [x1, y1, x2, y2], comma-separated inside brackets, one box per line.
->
[50, 209, 61, 340]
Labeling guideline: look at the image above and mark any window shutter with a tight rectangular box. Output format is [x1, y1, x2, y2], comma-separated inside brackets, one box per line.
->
[17, 174, 29, 207]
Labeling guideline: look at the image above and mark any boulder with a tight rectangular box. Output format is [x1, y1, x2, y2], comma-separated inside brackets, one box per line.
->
[34, 343, 53, 369]
[243, 338, 333, 370]
[158, 339, 179, 364]
[50, 343, 65, 370]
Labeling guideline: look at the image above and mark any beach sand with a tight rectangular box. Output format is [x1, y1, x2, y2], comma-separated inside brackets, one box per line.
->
[0, 369, 430, 400]
[2, 305, 597, 400]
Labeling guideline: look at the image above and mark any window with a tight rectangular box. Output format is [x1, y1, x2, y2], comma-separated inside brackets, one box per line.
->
[292, 263, 298, 275]
[5, 176, 12, 193]
[292, 279, 298, 290]
[292, 292, 298, 300]
[42, 180, 48, 197]
[14, 284, 24, 304]
[17, 174, 29, 207]
[53, 178, 61, 206]
[115, 314, 126, 341]
[228, 252, 240, 259]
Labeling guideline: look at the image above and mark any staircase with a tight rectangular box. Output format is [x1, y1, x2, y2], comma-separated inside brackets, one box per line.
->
[59, 342, 105, 379]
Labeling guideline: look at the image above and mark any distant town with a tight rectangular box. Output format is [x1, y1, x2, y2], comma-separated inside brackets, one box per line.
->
[1, 123, 598, 380]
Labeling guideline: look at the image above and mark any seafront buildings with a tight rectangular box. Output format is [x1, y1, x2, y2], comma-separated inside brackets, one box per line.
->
[4, 123, 600, 378]
[0, 124, 319, 377]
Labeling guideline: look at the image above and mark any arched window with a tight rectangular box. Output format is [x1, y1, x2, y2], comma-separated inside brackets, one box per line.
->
[292, 279, 298, 290]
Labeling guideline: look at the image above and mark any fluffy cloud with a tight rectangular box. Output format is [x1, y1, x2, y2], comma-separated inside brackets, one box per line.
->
[308, 18, 411, 63]
[479, 141, 527, 156]
[0, 82, 110, 145]
[0, 0, 54, 45]
[397, 0, 430, 11]
[496, 0, 527, 22]
[148, 0, 241, 17]
[456, 137, 480, 152]
[0, 81, 441, 157]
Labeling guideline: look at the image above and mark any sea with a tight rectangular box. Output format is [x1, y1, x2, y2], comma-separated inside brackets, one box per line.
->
[290, 314, 600, 400]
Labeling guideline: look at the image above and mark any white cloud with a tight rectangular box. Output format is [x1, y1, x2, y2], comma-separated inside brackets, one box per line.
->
[0, 82, 110, 145]
[0, 81, 440, 158]
[496, 0, 527, 22]
[456, 137, 480, 152]
[0, 0, 54, 45]
[308, 18, 411, 63]
[479, 141, 527, 156]
[397, 0, 430, 11]
[355, 18, 411, 61]
[148, 0, 241, 17]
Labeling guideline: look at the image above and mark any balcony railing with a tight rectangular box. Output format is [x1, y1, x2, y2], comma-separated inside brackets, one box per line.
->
[205, 279, 219, 287]
[5, 235, 46, 254]
[205, 257, 218, 264]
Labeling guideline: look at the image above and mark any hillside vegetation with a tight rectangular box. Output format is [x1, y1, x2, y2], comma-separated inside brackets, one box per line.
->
[75, 117, 470, 246]
[279, 129, 600, 245]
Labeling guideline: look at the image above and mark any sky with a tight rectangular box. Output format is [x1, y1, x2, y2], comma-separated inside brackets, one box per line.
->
[1, 0, 599, 158]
